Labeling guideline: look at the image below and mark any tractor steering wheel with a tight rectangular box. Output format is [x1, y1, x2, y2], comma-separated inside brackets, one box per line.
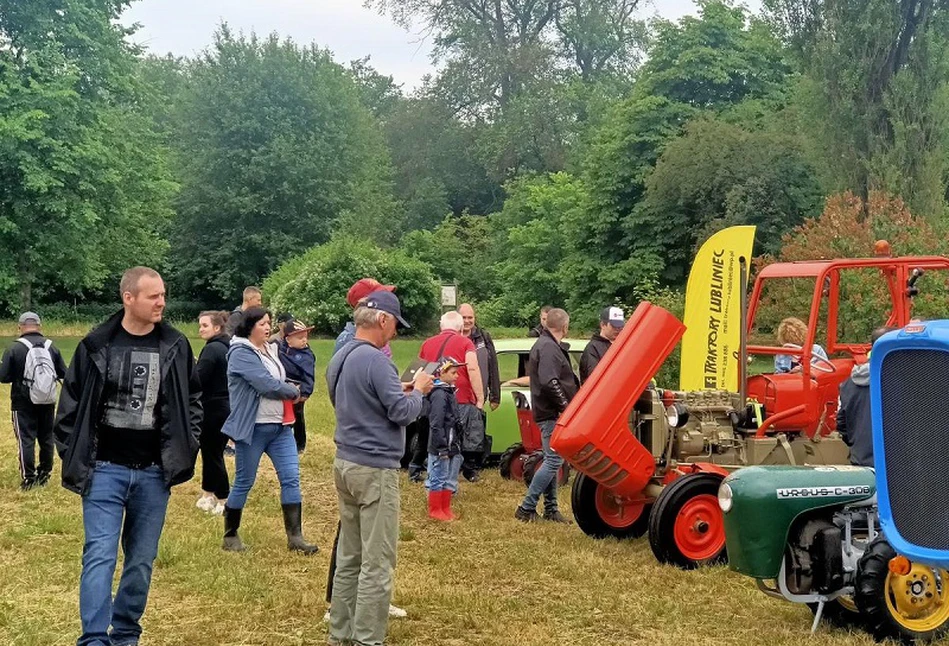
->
[782, 343, 836, 374]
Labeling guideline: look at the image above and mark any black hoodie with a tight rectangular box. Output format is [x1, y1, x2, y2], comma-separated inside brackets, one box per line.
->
[196, 333, 231, 428]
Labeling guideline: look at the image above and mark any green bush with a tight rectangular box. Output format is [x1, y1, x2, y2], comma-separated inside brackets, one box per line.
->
[264, 237, 441, 335]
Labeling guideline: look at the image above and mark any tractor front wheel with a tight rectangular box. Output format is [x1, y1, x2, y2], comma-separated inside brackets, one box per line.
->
[498, 443, 526, 481]
[570, 473, 650, 539]
[648, 472, 727, 569]
[855, 537, 949, 643]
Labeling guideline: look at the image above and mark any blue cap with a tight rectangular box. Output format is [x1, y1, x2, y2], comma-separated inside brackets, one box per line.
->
[363, 290, 410, 329]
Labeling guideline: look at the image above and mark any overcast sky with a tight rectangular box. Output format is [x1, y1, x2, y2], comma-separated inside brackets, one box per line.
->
[124, 0, 761, 90]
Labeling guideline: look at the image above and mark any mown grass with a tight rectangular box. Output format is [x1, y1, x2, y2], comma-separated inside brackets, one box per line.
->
[0, 336, 882, 646]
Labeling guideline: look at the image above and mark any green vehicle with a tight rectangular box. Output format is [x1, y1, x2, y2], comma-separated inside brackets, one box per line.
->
[401, 337, 587, 472]
[722, 465, 949, 643]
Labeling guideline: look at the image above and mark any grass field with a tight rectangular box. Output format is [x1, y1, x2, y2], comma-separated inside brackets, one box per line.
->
[0, 336, 879, 646]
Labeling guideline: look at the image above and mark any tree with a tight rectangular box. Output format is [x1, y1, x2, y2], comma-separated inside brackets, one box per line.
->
[265, 237, 441, 334]
[632, 118, 823, 282]
[168, 27, 397, 304]
[764, 0, 949, 215]
[555, 0, 646, 82]
[0, 0, 175, 310]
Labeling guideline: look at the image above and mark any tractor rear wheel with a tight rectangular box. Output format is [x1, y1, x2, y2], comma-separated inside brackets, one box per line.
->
[498, 443, 526, 481]
[648, 472, 727, 569]
[855, 537, 949, 643]
[522, 452, 571, 489]
[570, 473, 650, 539]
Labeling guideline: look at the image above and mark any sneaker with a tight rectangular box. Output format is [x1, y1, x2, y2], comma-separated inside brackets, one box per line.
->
[211, 502, 225, 516]
[543, 510, 571, 524]
[463, 471, 481, 483]
[196, 495, 216, 513]
[514, 507, 539, 523]
[34, 472, 51, 487]
[389, 604, 407, 618]
[19, 478, 36, 491]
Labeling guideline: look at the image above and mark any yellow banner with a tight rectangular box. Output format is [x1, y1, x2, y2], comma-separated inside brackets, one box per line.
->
[679, 225, 756, 391]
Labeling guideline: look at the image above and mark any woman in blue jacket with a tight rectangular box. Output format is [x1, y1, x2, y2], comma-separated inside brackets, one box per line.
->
[221, 307, 317, 555]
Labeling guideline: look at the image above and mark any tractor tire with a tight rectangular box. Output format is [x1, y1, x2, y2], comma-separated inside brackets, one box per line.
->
[570, 473, 651, 539]
[855, 536, 949, 643]
[522, 453, 571, 489]
[648, 472, 727, 569]
[498, 444, 526, 481]
[522, 452, 543, 487]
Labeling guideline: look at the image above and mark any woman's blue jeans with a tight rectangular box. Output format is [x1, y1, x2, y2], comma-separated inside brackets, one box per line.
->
[227, 423, 302, 509]
[78, 462, 170, 646]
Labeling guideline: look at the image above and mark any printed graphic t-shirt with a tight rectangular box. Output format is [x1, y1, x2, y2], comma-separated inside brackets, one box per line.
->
[96, 326, 163, 468]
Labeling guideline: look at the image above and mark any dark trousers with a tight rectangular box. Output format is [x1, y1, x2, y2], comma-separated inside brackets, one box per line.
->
[326, 521, 341, 603]
[293, 401, 307, 452]
[199, 410, 230, 500]
[12, 404, 55, 482]
[409, 421, 429, 472]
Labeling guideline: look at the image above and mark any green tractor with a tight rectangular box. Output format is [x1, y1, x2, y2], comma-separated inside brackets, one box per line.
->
[722, 322, 949, 643]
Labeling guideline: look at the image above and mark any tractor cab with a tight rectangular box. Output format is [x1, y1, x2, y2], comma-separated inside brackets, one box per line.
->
[742, 254, 949, 438]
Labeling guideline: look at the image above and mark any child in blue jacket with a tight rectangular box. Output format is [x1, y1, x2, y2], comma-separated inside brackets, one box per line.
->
[425, 356, 465, 521]
[279, 319, 316, 453]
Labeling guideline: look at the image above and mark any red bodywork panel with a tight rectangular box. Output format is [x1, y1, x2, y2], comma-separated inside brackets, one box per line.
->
[551, 302, 685, 497]
[745, 358, 854, 437]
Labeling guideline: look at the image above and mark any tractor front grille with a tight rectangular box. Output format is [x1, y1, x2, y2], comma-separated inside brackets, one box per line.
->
[880, 349, 949, 550]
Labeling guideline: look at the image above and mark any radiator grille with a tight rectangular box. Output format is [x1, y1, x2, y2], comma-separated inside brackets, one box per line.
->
[881, 349, 949, 549]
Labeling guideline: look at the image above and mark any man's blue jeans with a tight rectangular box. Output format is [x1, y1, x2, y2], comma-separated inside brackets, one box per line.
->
[78, 462, 170, 646]
[425, 453, 463, 493]
[518, 420, 562, 515]
[227, 423, 302, 509]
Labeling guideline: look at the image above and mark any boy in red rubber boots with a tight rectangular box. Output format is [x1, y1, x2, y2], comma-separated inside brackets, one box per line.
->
[425, 357, 465, 521]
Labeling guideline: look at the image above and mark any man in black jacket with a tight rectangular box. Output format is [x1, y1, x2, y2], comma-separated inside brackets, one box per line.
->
[579, 306, 625, 384]
[515, 308, 579, 524]
[837, 327, 892, 467]
[55, 266, 202, 646]
[459, 303, 500, 477]
[0, 311, 67, 489]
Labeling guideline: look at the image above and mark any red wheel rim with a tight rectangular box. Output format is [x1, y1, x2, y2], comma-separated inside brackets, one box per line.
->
[672, 494, 725, 561]
[509, 450, 526, 481]
[594, 484, 644, 529]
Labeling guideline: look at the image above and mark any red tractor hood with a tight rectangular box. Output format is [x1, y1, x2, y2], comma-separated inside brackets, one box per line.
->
[551, 302, 686, 496]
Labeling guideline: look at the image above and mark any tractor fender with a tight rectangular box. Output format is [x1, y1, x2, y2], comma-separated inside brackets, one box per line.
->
[722, 465, 876, 580]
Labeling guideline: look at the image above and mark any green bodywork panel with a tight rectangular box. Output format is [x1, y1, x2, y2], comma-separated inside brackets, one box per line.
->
[723, 465, 876, 579]
[486, 339, 586, 455]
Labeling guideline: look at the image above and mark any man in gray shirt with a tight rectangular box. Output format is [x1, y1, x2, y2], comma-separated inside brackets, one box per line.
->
[325, 290, 433, 646]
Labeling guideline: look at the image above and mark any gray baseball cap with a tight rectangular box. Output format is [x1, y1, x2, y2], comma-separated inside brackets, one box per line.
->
[18, 312, 40, 325]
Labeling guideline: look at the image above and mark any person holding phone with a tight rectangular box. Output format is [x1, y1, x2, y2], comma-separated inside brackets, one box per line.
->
[219, 307, 317, 555]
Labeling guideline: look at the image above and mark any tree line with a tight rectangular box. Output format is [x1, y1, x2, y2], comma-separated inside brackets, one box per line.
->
[2, 0, 948, 330]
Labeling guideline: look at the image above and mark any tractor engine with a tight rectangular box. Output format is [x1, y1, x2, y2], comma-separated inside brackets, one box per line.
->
[631, 389, 743, 466]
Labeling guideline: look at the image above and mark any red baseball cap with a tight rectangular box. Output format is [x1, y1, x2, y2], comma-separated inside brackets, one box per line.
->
[347, 278, 395, 308]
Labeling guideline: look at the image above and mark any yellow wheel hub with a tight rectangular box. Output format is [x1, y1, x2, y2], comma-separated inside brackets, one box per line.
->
[886, 564, 949, 632]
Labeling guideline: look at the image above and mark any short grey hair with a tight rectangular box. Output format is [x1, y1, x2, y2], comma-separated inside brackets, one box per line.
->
[440, 311, 464, 332]
[354, 306, 385, 328]
[546, 308, 569, 332]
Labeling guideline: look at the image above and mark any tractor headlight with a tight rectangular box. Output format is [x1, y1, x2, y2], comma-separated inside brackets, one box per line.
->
[665, 403, 690, 428]
[718, 482, 733, 513]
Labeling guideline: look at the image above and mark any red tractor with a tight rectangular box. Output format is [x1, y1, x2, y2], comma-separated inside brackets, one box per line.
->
[552, 252, 949, 569]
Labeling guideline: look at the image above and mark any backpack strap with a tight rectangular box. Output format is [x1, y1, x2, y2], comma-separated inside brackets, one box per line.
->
[17, 337, 34, 351]
[43, 339, 52, 350]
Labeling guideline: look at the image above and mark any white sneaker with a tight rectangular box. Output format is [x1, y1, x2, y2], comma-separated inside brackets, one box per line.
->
[389, 604, 407, 618]
[196, 495, 215, 512]
[211, 502, 225, 516]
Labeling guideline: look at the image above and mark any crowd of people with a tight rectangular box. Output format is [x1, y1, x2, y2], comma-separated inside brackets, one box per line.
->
[0, 260, 640, 646]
